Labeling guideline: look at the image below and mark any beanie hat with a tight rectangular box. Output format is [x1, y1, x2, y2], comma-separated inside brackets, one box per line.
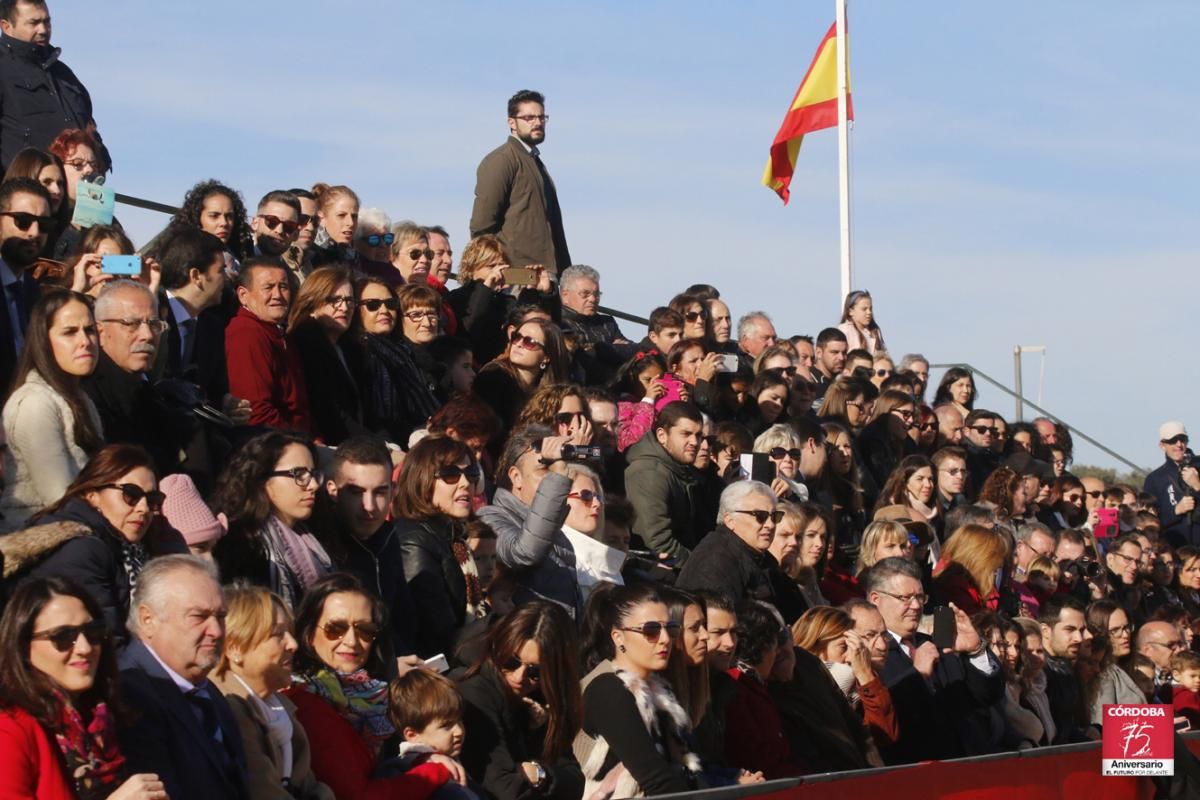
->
[159, 474, 225, 546]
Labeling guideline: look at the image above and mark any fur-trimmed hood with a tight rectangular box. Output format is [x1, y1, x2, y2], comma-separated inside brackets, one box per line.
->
[0, 520, 91, 578]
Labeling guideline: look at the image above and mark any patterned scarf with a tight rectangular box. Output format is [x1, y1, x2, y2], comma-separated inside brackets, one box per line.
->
[264, 516, 332, 608]
[51, 692, 126, 800]
[452, 540, 484, 618]
[120, 541, 147, 591]
[299, 668, 393, 758]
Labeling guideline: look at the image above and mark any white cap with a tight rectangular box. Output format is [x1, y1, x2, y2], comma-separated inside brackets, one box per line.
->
[1159, 421, 1188, 441]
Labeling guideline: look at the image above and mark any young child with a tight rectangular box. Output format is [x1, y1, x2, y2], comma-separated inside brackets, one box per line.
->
[379, 670, 469, 785]
[1171, 651, 1200, 730]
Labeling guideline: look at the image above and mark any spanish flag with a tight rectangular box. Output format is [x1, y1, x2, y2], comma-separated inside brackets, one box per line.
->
[762, 22, 853, 204]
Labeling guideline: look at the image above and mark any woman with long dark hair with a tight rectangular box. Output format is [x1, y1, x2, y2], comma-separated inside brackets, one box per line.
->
[933, 367, 976, 419]
[475, 319, 569, 430]
[459, 601, 584, 800]
[856, 389, 919, 499]
[837, 289, 886, 356]
[169, 179, 253, 262]
[285, 573, 454, 800]
[211, 431, 332, 610]
[875, 455, 939, 526]
[45, 128, 104, 259]
[2, 289, 104, 529]
[286, 265, 363, 445]
[0, 576, 166, 799]
[393, 435, 479, 658]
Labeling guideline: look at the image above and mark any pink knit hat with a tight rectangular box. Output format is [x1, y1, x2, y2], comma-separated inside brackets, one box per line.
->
[160, 474, 225, 546]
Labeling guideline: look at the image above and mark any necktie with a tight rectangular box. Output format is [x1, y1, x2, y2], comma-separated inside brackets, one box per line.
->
[180, 317, 197, 366]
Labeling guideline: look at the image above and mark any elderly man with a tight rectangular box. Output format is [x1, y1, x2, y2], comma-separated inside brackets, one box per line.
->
[1138, 621, 1187, 704]
[677, 479, 777, 601]
[558, 263, 632, 382]
[1013, 521, 1056, 581]
[934, 404, 965, 448]
[118, 555, 249, 800]
[865, 557, 1001, 764]
[1145, 421, 1200, 547]
[736, 311, 776, 371]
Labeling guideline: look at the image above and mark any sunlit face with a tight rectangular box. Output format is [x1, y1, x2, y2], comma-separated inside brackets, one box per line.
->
[311, 591, 375, 673]
[1180, 557, 1200, 591]
[508, 101, 547, 147]
[233, 604, 297, 695]
[311, 280, 354, 338]
[137, 569, 225, 684]
[723, 491, 776, 552]
[408, 716, 465, 759]
[1041, 609, 1086, 661]
[906, 466, 935, 505]
[705, 608, 738, 671]
[1106, 543, 1142, 585]
[828, 432, 852, 475]
[1107, 608, 1133, 658]
[509, 322, 546, 370]
[401, 304, 439, 345]
[875, 535, 913, 563]
[799, 517, 827, 568]
[238, 266, 291, 324]
[358, 282, 397, 334]
[1024, 633, 1045, 672]
[49, 299, 99, 377]
[61, 144, 96, 202]
[198, 193, 235, 243]
[430, 457, 475, 519]
[29, 594, 100, 696]
[950, 377, 973, 405]
[468, 536, 496, 586]
[768, 519, 800, 569]
[252, 200, 300, 257]
[426, 231, 453, 283]
[871, 574, 924, 637]
[319, 197, 359, 245]
[564, 473, 602, 535]
[849, 606, 889, 668]
[657, 417, 702, 465]
[393, 236, 432, 283]
[84, 466, 157, 542]
[500, 639, 541, 697]
[817, 340, 846, 376]
[675, 345, 705, 383]
[326, 462, 393, 541]
[264, 444, 317, 528]
[612, 601, 675, 674]
[296, 196, 318, 249]
[1013, 431, 1034, 454]
[708, 300, 732, 343]
[768, 442, 798, 479]
[561, 278, 600, 317]
[680, 603, 709, 667]
[848, 296, 873, 328]
[36, 162, 65, 213]
[681, 303, 707, 339]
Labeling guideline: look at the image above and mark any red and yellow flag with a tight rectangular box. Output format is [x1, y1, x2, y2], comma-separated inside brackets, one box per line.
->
[762, 22, 853, 204]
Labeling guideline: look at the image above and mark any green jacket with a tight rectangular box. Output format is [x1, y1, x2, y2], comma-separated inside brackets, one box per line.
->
[623, 432, 706, 564]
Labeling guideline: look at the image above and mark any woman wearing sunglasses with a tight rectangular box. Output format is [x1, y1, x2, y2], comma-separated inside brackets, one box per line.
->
[450, 235, 523, 364]
[212, 431, 332, 611]
[677, 481, 779, 603]
[460, 601, 583, 800]
[736, 368, 790, 437]
[286, 266, 365, 446]
[19, 444, 182, 645]
[0, 577, 168, 799]
[475, 319, 570, 431]
[516, 383, 595, 446]
[210, 583, 334, 800]
[557, 463, 623, 601]
[395, 435, 479, 659]
[286, 573, 456, 800]
[752, 424, 807, 502]
[816, 376, 870, 435]
[346, 276, 440, 447]
[668, 292, 710, 342]
[856, 389, 920, 503]
[353, 208, 398, 284]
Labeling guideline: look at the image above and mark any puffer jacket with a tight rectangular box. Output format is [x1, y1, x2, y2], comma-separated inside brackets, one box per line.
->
[623, 432, 705, 564]
[396, 516, 467, 658]
[478, 472, 582, 618]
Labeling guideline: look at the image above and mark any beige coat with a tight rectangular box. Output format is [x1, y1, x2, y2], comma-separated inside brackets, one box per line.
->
[210, 671, 334, 800]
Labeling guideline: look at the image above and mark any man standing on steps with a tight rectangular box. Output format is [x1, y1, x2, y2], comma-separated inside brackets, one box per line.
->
[470, 89, 571, 279]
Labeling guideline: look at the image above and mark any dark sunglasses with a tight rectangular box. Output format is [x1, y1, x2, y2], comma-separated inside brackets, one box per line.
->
[407, 248, 435, 261]
[510, 331, 544, 351]
[918, 422, 939, 433]
[359, 298, 400, 312]
[31, 619, 107, 652]
[568, 489, 601, 504]
[258, 214, 300, 235]
[297, 214, 315, 227]
[684, 310, 708, 322]
[970, 425, 995, 434]
[1163, 435, 1189, 446]
[1085, 490, 1103, 499]
[555, 411, 585, 426]
[769, 447, 803, 461]
[99, 483, 165, 512]
[619, 621, 682, 641]
[320, 620, 379, 643]
[502, 655, 541, 682]
[0, 210, 54, 232]
[733, 509, 785, 525]
[365, 233, 396, 247]
[875, 369, 892, 377]
[435, 464, 483, 483]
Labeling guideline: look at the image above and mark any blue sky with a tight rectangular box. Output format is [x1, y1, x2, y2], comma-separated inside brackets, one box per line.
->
[58, 1, 1200, 472]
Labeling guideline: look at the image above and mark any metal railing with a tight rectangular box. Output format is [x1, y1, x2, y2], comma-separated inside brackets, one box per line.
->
[931, 362, 1147, 474]
[111, 193, 1142, 471]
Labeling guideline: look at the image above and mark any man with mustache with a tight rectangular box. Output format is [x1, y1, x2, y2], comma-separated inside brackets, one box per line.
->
[0, 176, 51, 390]
[224, 257, 311, 432]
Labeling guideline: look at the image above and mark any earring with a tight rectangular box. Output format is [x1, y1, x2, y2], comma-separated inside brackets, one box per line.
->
[618, 644, 626, 653]
[540, 361, 549, 371]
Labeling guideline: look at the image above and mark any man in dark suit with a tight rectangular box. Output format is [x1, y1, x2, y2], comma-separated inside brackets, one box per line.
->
[118, 555, 249, 800]
[864, 557, 1003, 765]
[470, 89, 571, 278]
[0, 176, 52, 392]
[153, 226, 229, 399]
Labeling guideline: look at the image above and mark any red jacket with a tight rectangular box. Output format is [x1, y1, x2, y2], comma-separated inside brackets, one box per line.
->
[1174, 686, 1200, 730]
[820, 563, 864, 606]
[285, 688, 450, 800]
[0, 707, 76, 800]
[225, 307, 312, 432]
[723, 668, 806, 779]
[932, 561, 998, 615]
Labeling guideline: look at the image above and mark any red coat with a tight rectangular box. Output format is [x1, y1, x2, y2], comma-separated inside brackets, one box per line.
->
[285, 687, 450, 800]
[0, 707, 75, 800]
[1173, 686, 1200, 730]
[225, 307, 312, 432]
[932, 561, 998, 615]
[820, 563, 864, 606]
[723, 668, 806, 779]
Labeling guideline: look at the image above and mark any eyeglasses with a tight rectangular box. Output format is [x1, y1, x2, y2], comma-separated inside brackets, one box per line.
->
[733, 509, 785, 525]
[513, 114, 549, 123]
[297, 214, 315, 227]
[1108, 624, 1133, 637]
[267, 467, 319, 488]
[98, 317, 169, 335]
[364, 233, 395, 247]
[768, 447, 802, 461]
[970, 425, 996, 435]
[258, 214, 300, 235]
[845, 400, 865, 411]
[501, 655, 541, 682]
[359, 298, 399, 312]
[99, 483, 166, 512]
[63, 158, 101, 172]
[0, 211, 54, 232]
[568, 489, 601, 505]
[31, 620, 107, 652]
[875, 369, 892, 377]
[403, 310, 439, 323]
[894, 410, 915, 421]
[618, 621, 681, 641]
[320, 619, 379, 644]
[435, 464, 482, 483]
[510, 331, 544, 351]
[1109, 550, 1138, 564]
[876, 589, 928, 607]
[406, 248, 435, 261]
[1147, 639, 1185, 652]
[1085, 491, 1103, 499]
[555, 411, 585, 427]
[324, 294, 355, 309]
[919, 422, 939, 433]
[939, 467, 966, 477]
[1163, 436, 1189, 446]
[684, 310, 708, 322]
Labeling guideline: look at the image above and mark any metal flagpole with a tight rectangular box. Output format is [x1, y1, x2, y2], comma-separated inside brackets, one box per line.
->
[835, 0, 852, 304]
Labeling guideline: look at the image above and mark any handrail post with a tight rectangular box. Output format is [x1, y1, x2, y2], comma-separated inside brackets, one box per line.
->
[1013, 346, 1023, 423]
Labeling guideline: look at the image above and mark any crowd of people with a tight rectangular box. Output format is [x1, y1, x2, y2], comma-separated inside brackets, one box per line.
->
[0, 2, 1199, 799]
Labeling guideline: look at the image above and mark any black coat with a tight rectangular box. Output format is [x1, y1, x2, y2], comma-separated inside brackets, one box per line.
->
[459, 664, 584, 800]
[1043, 655, 1090, 744]
[0, 37, 108, 169]
[676, 525, 772, 602]
[332, 520, 418, 668]
[155, 299, 229, 405]
[396, 516, 467, 659]
[0, 266, 37, 394]
[345, 332, 439, 447]
[449, 281, 512, 365]
[290, 322, 364, 445]
[771, 646, 873, 773]
[764, 559, 811, 625]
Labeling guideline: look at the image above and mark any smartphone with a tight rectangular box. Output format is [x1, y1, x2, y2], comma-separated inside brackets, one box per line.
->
[739, 452, 776, 484]
[932, 606, 956, 652]
[1095, 508, 1119, 539]
[503, 267, 538, 287]
[101, 254, 142, 276]
[423, 653, 450, 674]
[715, 354, 740, 373]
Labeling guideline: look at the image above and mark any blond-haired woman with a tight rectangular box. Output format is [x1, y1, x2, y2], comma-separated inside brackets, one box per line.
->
[932, 523, 1010, 615]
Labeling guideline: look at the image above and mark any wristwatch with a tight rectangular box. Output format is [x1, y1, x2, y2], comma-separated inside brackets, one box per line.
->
[532, 761, 548, 789]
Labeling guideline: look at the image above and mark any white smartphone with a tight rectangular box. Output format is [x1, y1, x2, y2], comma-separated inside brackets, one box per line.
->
[424, 653, 450, 673]
[716, 354, 740, 373]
